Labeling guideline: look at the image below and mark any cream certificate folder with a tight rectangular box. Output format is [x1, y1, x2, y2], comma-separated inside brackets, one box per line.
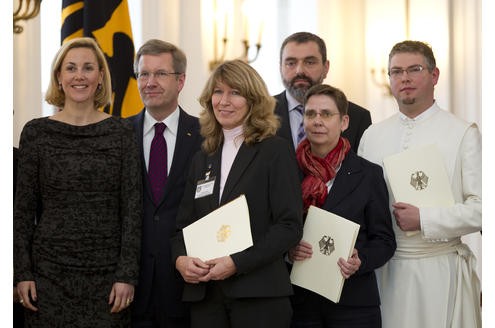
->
[183, 194, 253, 261]
[383, 144, 454, 236]
[290, 206, 360, 303]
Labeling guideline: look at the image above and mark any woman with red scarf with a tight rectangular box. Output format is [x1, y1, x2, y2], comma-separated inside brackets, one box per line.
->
[288, 84, 396, 328]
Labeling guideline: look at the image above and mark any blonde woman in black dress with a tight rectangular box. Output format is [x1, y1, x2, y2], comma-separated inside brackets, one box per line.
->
[14, 37, 142, 327]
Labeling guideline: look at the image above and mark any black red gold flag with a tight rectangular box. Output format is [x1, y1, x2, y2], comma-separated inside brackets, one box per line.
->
[61, 0, 143, 117]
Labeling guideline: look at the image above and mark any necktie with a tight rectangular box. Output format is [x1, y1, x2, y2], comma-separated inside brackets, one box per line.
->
[148, 122, 167, 204]
[295, 104, 306, 144]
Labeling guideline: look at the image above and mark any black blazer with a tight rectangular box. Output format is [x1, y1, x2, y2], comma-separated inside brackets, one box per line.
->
[294, 151, 396, 307]
[274, 91, 372, 153]
[171, 136, 303, 302]
[129, 108, 202, 317]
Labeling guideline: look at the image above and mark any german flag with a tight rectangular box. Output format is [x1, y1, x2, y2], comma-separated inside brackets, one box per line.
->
[61, 0, 143, 117]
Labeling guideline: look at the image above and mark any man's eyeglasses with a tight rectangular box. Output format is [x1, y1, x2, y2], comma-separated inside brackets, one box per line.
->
[388, 65, 426, 79]
[136, 70, 182, 81]
[304, 109, 341, 120]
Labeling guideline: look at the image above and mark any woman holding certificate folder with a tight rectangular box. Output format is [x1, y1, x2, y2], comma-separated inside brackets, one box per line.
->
[171, 60, 303, 328]
[288, 84, 396, 328]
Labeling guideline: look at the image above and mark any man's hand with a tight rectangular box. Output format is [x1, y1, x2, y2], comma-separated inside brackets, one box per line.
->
[392, 202, 421, 231]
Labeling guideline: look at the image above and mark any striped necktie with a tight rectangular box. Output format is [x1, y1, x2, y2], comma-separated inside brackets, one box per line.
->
[294, 104, 306, 144]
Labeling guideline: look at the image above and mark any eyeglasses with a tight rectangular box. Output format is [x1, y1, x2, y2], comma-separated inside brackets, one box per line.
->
[388, 65, 425, 79]
[304, 109, 340, 120]
[136, 70, 182, 81]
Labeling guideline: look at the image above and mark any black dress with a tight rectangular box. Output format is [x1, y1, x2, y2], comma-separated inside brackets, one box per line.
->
[14, 117, 142, 327]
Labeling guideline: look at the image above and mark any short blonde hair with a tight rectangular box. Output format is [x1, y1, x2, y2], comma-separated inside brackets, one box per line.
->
[198, 60, 279, 154]
[45, 37, 112, 109]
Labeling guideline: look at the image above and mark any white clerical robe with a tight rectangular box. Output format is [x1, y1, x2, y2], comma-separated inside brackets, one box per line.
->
[358, 103, 481, 328]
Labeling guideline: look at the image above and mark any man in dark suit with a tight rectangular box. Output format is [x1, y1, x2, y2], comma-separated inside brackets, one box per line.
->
[129, 39, 202, 328]
[275, 32, 371, 153]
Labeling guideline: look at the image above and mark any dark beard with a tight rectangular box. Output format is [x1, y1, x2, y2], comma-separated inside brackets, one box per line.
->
[286, 85, 308, 102]
[401, 97, 416, 105]
[282, 74, 316, 103]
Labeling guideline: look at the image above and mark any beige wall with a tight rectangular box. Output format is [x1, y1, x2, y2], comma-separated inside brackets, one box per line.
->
[13, 0, 482, 146]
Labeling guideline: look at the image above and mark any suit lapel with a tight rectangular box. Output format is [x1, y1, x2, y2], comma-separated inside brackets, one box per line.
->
[159, 108, 199, 205]
[131, 110, 155, 202]
[324, 152, 363, 209]
[274, 91, 296, 154]
[220, 143, 258, 205]
[203, 151, 221, 210]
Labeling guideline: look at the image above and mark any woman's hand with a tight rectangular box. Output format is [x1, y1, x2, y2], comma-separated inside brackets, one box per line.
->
[288, 240, 313, 262]
[17, 280, 38, 311]
[338, 248, 361, 279]
[203, 256, 237, 281]
[108, 282, 134, 313]
[176, 256, 210, 283]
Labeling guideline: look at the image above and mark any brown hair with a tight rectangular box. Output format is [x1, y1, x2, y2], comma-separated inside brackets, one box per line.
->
[134, 39, 187, 76]
[388, 40, 436, 72]
[279, 32, 327, 64]
[304, 84, 348, 116]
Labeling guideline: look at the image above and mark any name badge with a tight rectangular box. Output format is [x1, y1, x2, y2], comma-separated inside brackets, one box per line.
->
[195, 177, 215, 199]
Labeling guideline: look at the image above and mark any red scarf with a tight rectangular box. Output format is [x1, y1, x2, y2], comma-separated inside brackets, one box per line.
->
[296, 137, 351, 213]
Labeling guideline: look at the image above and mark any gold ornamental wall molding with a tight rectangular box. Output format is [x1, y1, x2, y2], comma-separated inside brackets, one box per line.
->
[14, 0, 41, 34]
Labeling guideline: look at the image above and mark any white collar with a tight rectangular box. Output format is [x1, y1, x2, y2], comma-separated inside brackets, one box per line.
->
[399, 101, 440, 123]
[143, 107, 180, 136]
[222, 125, 244, 148]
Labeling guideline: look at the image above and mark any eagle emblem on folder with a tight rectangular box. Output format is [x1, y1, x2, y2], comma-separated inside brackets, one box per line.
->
[410, 170, 429, 190]
[217, 225, 231, 242]
[319, 235, 335, 256]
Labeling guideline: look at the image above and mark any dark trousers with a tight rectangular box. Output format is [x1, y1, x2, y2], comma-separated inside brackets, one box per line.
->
[132, 314, 189, 328]
[291, 291, 381, 328]
[190, 282, 292, 328]
[132, 285, 190, 328]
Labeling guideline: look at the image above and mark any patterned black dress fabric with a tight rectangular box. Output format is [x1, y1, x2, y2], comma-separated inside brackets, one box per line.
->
[14, 117, 142, 327]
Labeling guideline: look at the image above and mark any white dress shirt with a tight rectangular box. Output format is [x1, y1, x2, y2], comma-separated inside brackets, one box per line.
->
[285, 92, 304, 149]
[143, 108, 179, 173]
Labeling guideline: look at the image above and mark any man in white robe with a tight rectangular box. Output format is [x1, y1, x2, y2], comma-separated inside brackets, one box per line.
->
[358, 40, 481, 328]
